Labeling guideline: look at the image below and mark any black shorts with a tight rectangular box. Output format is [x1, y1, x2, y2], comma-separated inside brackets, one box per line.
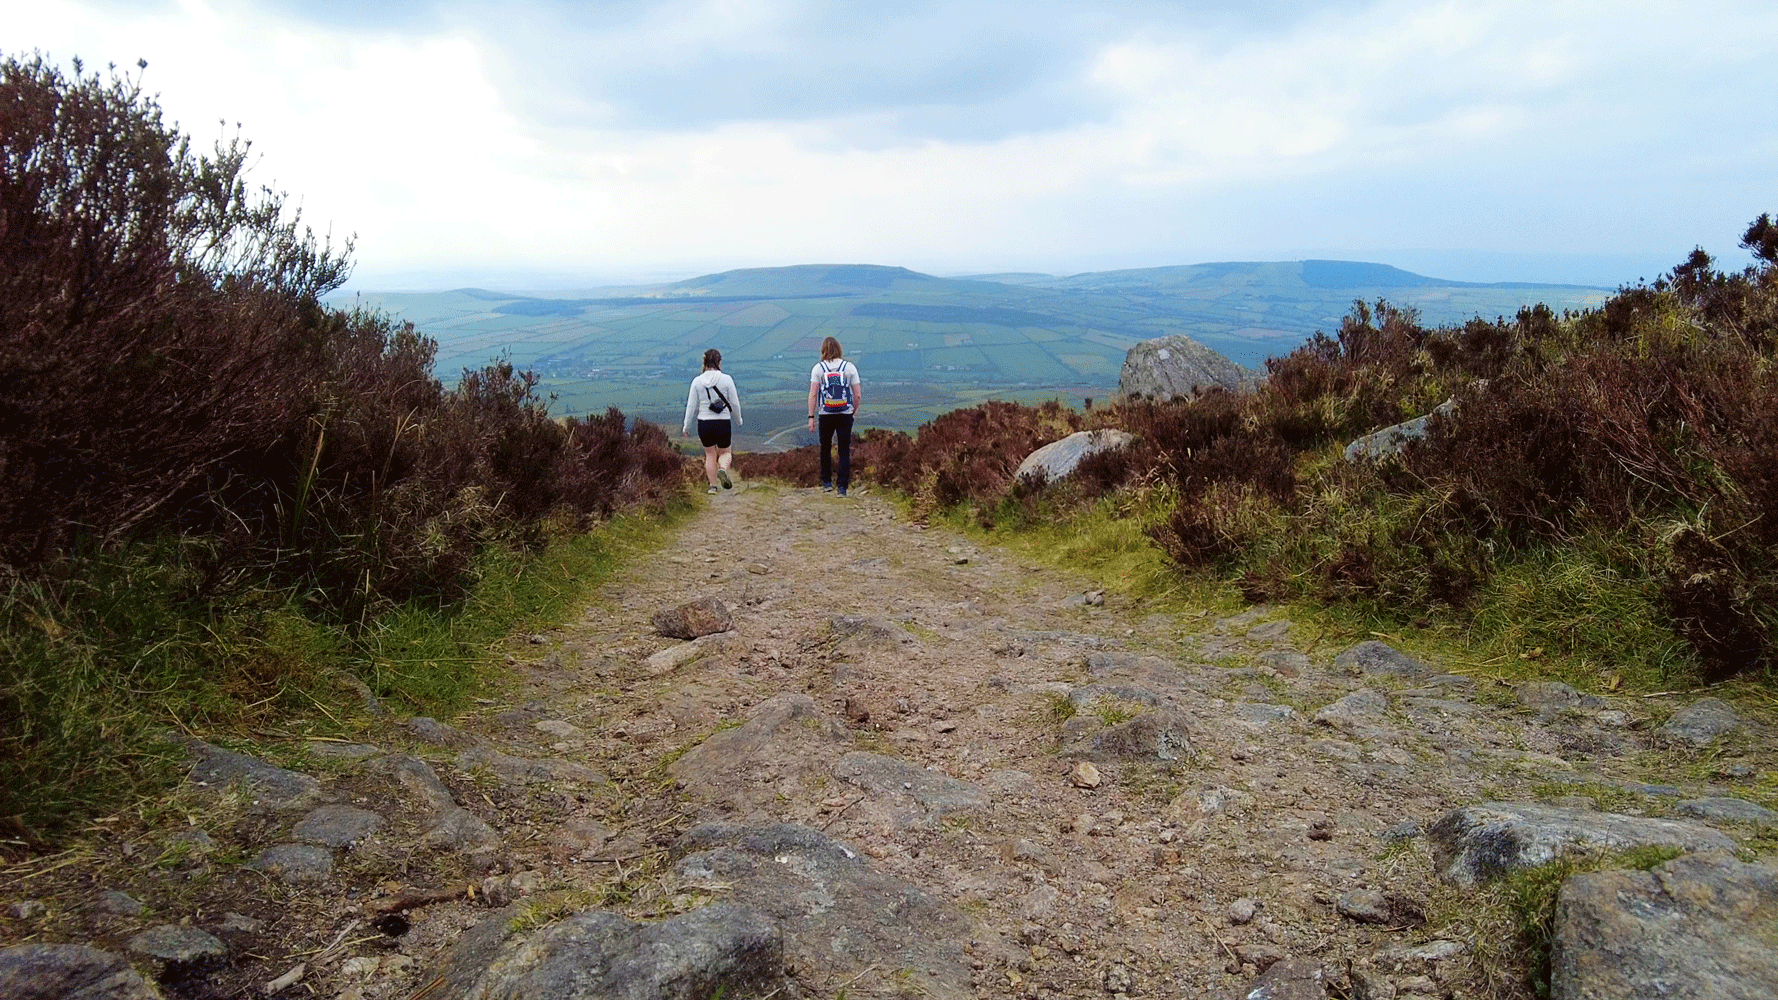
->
[697, 419, 732, 448]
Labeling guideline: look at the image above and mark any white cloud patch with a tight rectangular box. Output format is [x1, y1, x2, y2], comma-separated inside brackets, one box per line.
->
[6, 0, 1777, 284]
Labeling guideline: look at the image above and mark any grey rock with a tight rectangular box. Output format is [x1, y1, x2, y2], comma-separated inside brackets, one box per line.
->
[1245, 619, 1293, 643]
[291, 805, 386, 847]
[249, 843, 334, 884]
[1376, 939, 1467, 967]
[1234, 943, 1285, 972]
[1348, 967, 1396, 1000]
[1334, 641, 1425, 677]
[1064, 710, 1194, 762]
[0, 943, 162, 1000]
[1427, 801, 1739, 885]
[97, 891, 144, 916]
[1676, 797, 1778, 827]
[1315, 688, 1388, 730]
[423, 807, 502, 856]
[403, 717, 476, 748]
[831, 751, 990, 827]
[1227, 898, 1258, 925]
[126, 925, 227, 963]
[1336, 889, 1419, 926]
[455, 746, 609, 788]
[1118, 334, 1250, 401]
[1517, 681, 1604, 713]
[671, 693, 846, 790]
[432, 901, 783, 1000]
[1256, 650, 1311, 676]
[9, 900, 45, 919]
[643, 632, 733, 675]
[652, 597, 733, 640]
[1238, 957, 1327, 1000]
[1015, 429, 1135, 484]
[168, 829, 216, 853]
[371, 754, 459, 813]
[218, 913, 262, 933]
[1380, 820, 1422, 842]
[181, 739, 320, 811]
[1552, 852, 1778, 1000]
[1660, 697, 1743, 745]
[1344, 396, 1458, 463]
[1232, 702, 1297, 727]
[672, 823, 980, 1000]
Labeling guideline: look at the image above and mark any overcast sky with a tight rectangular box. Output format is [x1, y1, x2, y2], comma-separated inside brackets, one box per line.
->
[9, 0, 1777, 289]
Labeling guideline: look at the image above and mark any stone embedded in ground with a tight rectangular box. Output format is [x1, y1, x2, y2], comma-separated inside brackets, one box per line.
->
[1336, 889, 1422, 926]
[0, 943, 161, 1000]
[671, 823, 984, 1000]
[1014, 429, 1135, 484]
[249, 843, 334, 884]
[827, 614, 919, 648]
[1244, 619, 1292, 643]
[1234, 943, 1286, 972]
[1064, 710, 1194, 762]
[1069, 761, 1102, 788]
[431, 900, 784, 1000]
[1427, 801, 1739, 885]
[1676, 797, 1778, 827]
[422, 807, 501, 856]
[1334, 640, 1426, 677]
[403, 717, 476, 748]
[127, 925, 228, 963]
[1233, 702, 1297, 727]
[671, 692, 846, 793]
[1343, 396, 1459, 464]
[304, 740, 382, 760]
[652, 596, 733, 639]
[98, 891, 143, 916]
[1660, 697, 1743, 745]
[1068, 683, 1161, 708]
[456, 746, 609, 788]
[1551, 852, 1778, 1000]
[1238, 957, 1327, 1000]
[1516, 681, 1603, 713]
[1314, 688, 1388, 731]
[180, 738, 321, 812]
[291, 805, 386, 847]
[1256, 650, 1311, 676]
[831, 751, 990, 827]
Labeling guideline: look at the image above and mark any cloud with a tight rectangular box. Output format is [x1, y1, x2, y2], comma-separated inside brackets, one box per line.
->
[6, 0, 1777, 284]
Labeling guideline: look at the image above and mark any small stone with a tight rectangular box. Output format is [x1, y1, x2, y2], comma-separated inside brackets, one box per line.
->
[1228, 898, 1258, 925]
[249, 843, 334, 884]
[292, 805, 386, 848]
[1337, 889, 1395, 925]
[534, 719, 585, 739]
[528, 634, 548, 645]
[746, 563, 769, 575]
[1308, 814, 1335, 841]
[652, 597, 733, 640]
[933, 719, 958, 733]
[1235, 943, 1286, 972]
[1720, 763, 1757, 780]
[98, 890, 144, 916]
[1659, 697, 1742, 745]
[8, 900, 46, 920]
[1101, 962, 1134, 992]
[1069, 813, 1097, 836]
[127, 924, 228, 963]
[1594, 710, 1630, 727]
[1070, 761, 1102, 788]
[1379, 820, 1420, 842]
[220, 912, 263, 933]
[1674, 796, 1778, 827]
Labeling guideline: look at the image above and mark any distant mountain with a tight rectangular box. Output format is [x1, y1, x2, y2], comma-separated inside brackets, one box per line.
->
[330, 260, 1608, 443]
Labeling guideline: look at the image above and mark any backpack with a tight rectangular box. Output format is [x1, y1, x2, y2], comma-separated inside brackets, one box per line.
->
[818, 361, 853, 413]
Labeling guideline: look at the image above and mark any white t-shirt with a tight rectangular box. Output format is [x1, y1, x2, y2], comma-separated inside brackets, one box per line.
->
[683, 369, 741, 435]
[809, 359, 861, 416]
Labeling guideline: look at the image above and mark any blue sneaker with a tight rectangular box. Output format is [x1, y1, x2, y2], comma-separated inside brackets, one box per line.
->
[837, 487, 848, 497]
[820, 482, 833, 492]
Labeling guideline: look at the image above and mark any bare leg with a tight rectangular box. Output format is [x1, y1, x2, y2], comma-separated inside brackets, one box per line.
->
[703, 446, 720, 486]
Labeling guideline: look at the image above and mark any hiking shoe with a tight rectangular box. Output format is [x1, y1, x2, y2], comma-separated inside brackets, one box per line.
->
[836, 487, 848, 497]
[820, 482, 833, 492]
[718, 468, 732, 490]
[705, 485, 720, 495]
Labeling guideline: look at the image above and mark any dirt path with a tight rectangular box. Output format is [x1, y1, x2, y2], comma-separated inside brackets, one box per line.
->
[9, 481, 1769, 1000]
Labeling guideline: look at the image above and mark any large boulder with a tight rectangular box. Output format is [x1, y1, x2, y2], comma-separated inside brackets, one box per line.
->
[0, 943, 162, 1000]
[1015, 429, 1134, 484]
[430, 901, 784, 1000]
[1118, 335, 1249, 400]
[1428, 802, 1738, 885]
[1551, 853, 1778, 999]
[1344, 397, 1458, 463]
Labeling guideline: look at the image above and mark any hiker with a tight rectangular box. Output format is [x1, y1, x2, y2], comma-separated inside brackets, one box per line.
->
[683, 348, 741, 494]
[807, 336, 863, 496]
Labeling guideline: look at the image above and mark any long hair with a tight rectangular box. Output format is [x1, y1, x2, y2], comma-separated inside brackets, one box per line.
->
[703, 348, 722, 370]
[820, 337, 842, 361]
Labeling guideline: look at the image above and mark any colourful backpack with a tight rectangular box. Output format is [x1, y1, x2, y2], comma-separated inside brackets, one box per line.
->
[818, 361, 853, 412]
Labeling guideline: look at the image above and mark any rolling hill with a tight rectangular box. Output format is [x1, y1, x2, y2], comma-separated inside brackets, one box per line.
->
[331, 261, 1609, 448]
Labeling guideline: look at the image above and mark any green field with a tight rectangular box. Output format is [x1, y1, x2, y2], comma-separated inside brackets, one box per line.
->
[333, 261, 1609, 448]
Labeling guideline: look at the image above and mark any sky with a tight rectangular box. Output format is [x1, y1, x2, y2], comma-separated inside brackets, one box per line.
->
[8, 0, 1777, 290]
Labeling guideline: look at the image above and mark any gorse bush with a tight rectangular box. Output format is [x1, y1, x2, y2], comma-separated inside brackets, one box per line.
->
[0, 53, 688, 840]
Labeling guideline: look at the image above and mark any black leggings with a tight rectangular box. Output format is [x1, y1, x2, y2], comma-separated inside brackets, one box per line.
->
[818, 414, 853, 488]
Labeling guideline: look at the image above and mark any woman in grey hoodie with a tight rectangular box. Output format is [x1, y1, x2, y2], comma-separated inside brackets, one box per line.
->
[683, 348, 741, 494]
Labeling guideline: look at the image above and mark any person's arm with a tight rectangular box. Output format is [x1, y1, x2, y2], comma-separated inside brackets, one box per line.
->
[850, 366, 863, 415]
[806, 374, 819, 432]
[725, 374, 741, 428]
[684, 379, 699, 438]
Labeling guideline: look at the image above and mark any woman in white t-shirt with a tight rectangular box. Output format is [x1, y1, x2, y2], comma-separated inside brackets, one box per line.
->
[683, 348, 741, 494]
[806, 336, 862, 496]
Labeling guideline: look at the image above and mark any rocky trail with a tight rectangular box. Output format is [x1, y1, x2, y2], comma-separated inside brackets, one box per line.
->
[4, 483, 1775, 1000]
